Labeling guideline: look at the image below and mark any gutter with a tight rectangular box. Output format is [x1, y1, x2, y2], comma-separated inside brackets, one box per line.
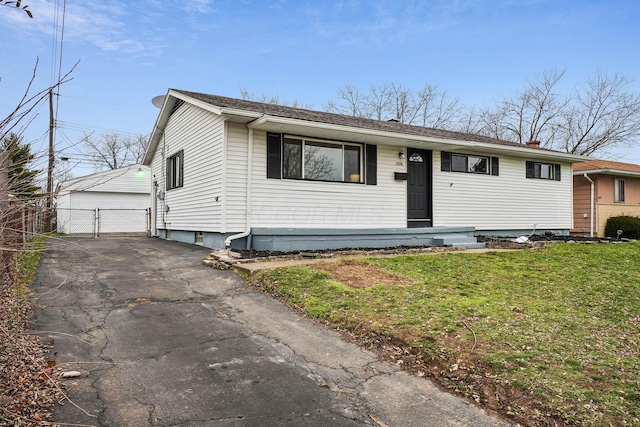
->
[224, 124, 255, 249]
[248, 115, 588, 163]
[583, 173, 595, 237]
[574, 168, 640, 178]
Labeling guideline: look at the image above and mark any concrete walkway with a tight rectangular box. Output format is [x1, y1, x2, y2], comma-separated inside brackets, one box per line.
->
[33, 237, 509, 426]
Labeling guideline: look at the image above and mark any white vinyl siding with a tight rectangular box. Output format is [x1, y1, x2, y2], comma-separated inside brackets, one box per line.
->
[225, 123, 249, 231]
[56, 165, 151, 234]
[56, 192, 149, 234]
[433, 151, 573, 230]
[61, 165, 150, 194]
[151, 102, 225, 232]
[250, 131, 406, 229]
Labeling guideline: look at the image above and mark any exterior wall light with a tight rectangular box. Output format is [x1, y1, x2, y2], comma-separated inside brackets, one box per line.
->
[399, 151, 406, 160]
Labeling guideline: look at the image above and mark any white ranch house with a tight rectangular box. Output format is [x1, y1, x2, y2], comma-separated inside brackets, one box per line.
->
[56, 165, 151, 235]
[143, 90, 587, 251]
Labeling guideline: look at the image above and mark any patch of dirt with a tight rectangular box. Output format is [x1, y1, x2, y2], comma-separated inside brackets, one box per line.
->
[310, 260, 415, 288]
[250, 271, 572, 427]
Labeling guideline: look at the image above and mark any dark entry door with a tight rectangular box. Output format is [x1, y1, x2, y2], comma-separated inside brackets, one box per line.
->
[407, 148, 432, 228]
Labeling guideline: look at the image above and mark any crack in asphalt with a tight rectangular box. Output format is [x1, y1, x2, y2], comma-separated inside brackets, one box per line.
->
[208, 296, 383, 422]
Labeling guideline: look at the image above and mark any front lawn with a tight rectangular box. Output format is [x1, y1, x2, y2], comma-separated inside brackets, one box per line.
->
[250, 243, 640, 426]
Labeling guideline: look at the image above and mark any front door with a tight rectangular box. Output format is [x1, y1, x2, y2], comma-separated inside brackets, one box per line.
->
[407, 148, 432, 228]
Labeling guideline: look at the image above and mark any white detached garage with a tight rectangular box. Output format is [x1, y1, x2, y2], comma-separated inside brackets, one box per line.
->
[56, 165, 151, 235]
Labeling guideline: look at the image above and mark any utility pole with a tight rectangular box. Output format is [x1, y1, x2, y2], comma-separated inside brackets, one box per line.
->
[46, 88, 54, 232]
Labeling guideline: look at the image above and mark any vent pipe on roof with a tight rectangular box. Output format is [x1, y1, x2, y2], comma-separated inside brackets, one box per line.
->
[526, 140, 541, 148]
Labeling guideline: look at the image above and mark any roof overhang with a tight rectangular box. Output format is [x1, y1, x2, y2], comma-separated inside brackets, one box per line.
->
[573, 168, 640, 178]
[143, 90, 590, 165]
[247, 115, 589, 163]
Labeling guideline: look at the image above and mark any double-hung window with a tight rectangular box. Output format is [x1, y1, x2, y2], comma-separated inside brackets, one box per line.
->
[614, 178, 625, 203]
[166, 150, 184, 190]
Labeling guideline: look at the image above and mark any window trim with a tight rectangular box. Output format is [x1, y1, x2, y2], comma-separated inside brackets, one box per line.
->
[166, 149, 184, 190]
[441, 151, 499, 176]
[267, 132, 376, 185]
[614, 178, 625, 203]
[525, 161, 561, 181]
[283, 135, 363, 183]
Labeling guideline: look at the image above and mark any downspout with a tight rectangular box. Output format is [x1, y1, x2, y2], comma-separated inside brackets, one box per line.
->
[224, 125, 254, 249]
[583, 173, 595, 237]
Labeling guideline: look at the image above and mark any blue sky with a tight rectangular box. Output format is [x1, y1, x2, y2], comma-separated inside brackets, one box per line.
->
[1, 0, 640, 178]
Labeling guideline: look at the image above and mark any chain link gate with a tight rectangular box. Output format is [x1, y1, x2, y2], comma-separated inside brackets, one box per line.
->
[57, 208, 151, 237]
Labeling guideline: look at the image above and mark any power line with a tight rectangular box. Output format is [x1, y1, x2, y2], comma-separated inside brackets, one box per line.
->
[56, 120, 149, 138]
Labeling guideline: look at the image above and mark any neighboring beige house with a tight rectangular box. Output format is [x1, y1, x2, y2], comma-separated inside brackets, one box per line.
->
[573, 160, 640, 237]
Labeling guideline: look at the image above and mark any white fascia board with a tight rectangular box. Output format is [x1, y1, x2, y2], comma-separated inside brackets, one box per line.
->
[248, 115, 589, 163]
[170, 90, 225, 116]
[220, 107, 263, 120]
[144, 90, 172, 165]
[573, 168, 640, 178]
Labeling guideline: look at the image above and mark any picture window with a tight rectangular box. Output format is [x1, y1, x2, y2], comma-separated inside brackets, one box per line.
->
[282, 135, 362, 182]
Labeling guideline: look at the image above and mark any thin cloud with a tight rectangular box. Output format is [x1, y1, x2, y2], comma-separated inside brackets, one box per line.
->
[0, 0, 162, 56]
[182, 0, 216, 14]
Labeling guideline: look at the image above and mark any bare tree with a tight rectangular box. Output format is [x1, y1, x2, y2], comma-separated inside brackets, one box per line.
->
[1, 58, 76, 143]
[239, 87, 313, 109]
[476, 70, 569, 144]
[82, 132, 149, 171]
[561, 71, 640, 156]
[471, 70, 640, 157]
[455, 106, 485, 135]
[324, 84, 367, 117]
[244, 71, 640, 158]
[414, 84, 462, 129]
[325, 82, 462, 128]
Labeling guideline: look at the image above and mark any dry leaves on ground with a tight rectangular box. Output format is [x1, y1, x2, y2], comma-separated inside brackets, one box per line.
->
[0, 272, 64, 426]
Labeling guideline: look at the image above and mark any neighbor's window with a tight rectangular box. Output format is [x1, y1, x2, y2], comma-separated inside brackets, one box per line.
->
[166, 150, 184, 190]
[525, 161, 561, 181]
[282, 136, 362, 182]
[614, 178, 625, 203]
[441, 151, 499, 175]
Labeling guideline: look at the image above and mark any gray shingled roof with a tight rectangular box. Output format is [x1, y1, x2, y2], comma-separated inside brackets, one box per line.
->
[173, 89, 535, 150]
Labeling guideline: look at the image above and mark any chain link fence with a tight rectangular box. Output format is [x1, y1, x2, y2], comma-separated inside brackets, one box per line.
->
[596, 203, 640, 237]
[57, 208, 150, 237]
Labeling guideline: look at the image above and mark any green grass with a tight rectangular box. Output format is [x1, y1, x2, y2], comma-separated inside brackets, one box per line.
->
[14, 237, 46, 299]
[251, 243, 640, 426]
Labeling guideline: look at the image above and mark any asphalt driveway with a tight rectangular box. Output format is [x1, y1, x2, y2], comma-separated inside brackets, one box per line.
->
[32, 237, 508, 426]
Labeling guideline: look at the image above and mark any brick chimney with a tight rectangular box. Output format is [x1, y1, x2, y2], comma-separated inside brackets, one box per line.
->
[526, 140, 541, 148]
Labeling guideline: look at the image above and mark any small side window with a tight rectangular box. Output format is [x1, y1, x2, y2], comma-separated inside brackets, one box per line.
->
[166, 150, 184, 190]
[614, 178, 625, 203]
[442, 151, 497, 175]
[526, 161, 561, 181]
